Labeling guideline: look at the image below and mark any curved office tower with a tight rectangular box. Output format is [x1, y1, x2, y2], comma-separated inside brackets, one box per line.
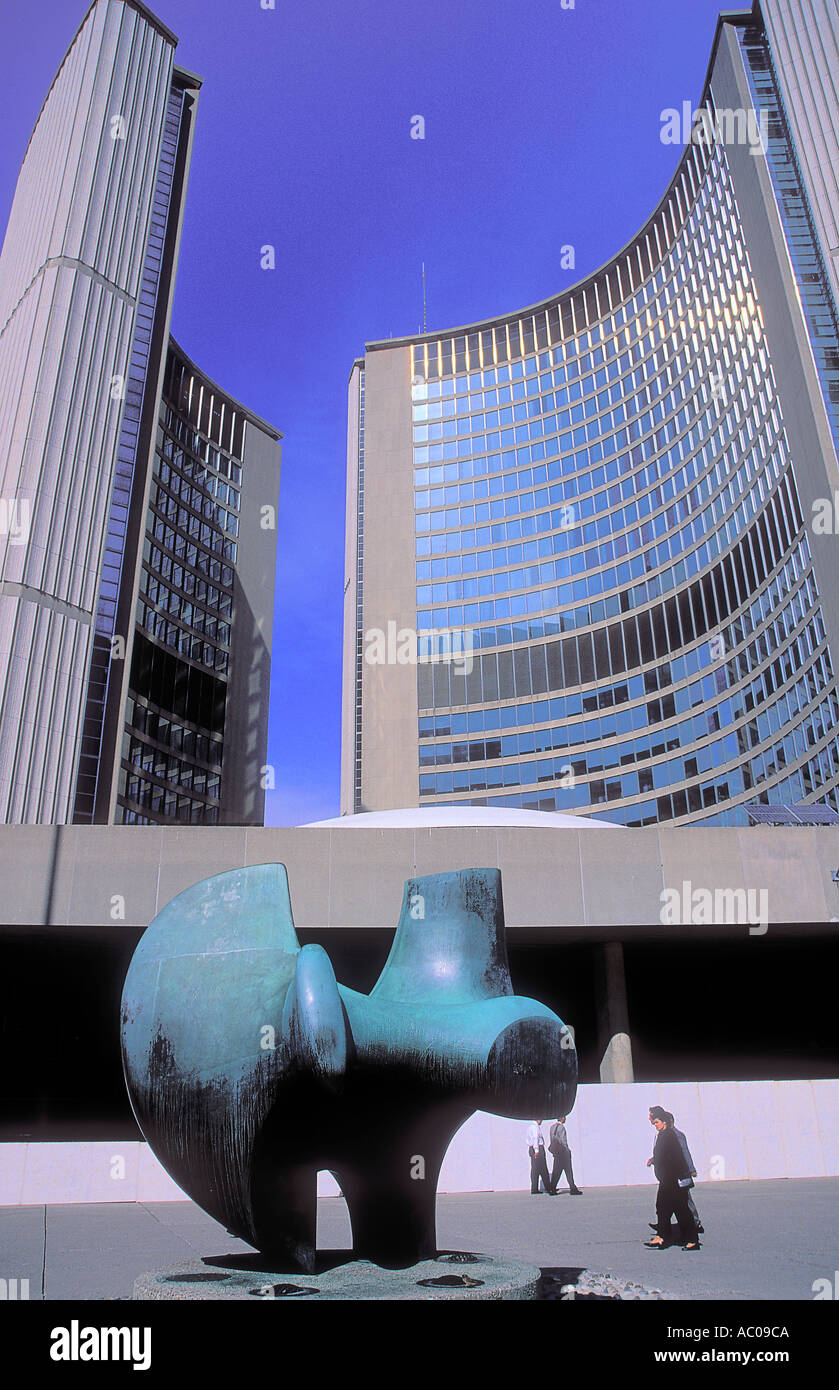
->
[116, 339, 280, 826]
[342, 0, 839, 826]
[0, 0, 281, 825]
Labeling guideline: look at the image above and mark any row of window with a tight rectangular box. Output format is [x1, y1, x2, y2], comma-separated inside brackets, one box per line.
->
[419, 467, 798, 658]
[421, 642, 830, 776]
[414, 422, 767, 577]
[417, 560, 818, 742]
[412, 389, 774, 580]
[151, 492, 239, 551]
[413, 365, 759, 522]
[419, 686, 839, 807]
[476, 756, 839, 827]
[412, 307, 759, 454]
[128, 633, 228, 736]
[413, 336, 766, 511]
[154, 469, 239, 535]
[412, 393, 778, 562]
[147, 519, 237, 572]
[419, 490, 803, 719]
[118, 782, 221, 824]
[142, 570, 232, 618]
[138, 603, 229, 673]
[412, 351, 771, 567]
[124, 737, 221, 799]
[137, 606, 229, 675]
[414, 360, 770, 563]
[411, 290, 748, 438]
[162, 402, 244, 483]
[159, 434, 242, 501]
[412, 281, 755, 434]
[412, 340, 770, 489]
[415, 382, 778, 569]
[139, 588, 230, 646]
[416, 425, 781, 625]
[412, 284, 756, 431]
[126, 702, 224, 768]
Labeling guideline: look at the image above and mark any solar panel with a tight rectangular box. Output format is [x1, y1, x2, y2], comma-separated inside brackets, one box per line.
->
[745, 805, 800, 824]
[745, 803, 839, 826]
[791, 805, 839, 825]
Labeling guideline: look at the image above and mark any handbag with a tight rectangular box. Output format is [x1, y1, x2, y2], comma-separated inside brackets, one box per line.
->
[678, 1176, 694, 1189]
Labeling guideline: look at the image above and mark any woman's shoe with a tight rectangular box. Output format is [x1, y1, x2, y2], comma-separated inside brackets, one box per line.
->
[683, 1242, 701, 1251]
[643, 1238, 666, 1247]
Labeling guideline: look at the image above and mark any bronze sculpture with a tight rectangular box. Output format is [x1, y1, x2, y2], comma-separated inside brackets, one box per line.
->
[121, 863, 576, 1271]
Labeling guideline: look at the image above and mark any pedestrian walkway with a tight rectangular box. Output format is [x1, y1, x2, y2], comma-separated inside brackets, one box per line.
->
[1, 1177, 835, 1301]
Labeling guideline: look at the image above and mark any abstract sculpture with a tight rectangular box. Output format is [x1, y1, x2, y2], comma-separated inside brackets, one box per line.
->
[121, 864, 576, 1270]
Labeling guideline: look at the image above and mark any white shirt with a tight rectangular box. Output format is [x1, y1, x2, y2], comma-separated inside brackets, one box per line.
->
[527, 1122, 545, 1150]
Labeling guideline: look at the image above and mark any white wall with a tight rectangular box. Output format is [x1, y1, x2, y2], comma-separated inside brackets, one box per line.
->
[438, 1078, 839, 1192]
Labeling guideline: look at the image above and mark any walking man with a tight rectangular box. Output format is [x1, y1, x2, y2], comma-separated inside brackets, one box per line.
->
[548, 1115, 582, 1194]
[527, 1119, 553, 1195]
[647, 1106, 703, 1236]
[644, 1110, 700, 1250]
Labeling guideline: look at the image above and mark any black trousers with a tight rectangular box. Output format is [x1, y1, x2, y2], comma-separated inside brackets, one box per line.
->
[652, 1191, 700, 1235]
[655, 1180, 699, 1245]
[549, 1144, 578, 1192]
[529, 1146, 551, 1193]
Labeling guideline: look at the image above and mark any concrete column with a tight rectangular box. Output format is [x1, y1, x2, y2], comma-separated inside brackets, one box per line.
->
[595, 942, 634, 1083]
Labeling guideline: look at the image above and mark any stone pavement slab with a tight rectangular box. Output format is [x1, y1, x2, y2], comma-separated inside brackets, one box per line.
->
[432, 1179, 839, 1301]
[1, 1177, 835, 1301]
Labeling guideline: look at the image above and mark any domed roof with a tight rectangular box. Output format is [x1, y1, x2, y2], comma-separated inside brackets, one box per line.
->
[301, 806, 620, 829]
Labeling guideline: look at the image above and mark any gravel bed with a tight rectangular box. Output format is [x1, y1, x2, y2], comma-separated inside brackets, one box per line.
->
[539, 1268, 673, 1300]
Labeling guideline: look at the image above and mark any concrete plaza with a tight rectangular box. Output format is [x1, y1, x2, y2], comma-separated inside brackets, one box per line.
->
[1, 1177, 835, 1301]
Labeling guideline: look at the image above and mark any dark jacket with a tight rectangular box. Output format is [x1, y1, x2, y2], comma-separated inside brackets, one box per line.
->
[652, 1127, 692, 1184]
[674, 1127, 695, 1174]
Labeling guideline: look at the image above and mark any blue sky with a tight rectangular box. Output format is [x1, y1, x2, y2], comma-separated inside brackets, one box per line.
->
[0, 0, 730, 824]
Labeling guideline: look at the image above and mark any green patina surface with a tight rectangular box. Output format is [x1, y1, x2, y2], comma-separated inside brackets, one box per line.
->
[121, 864, 576, 1270]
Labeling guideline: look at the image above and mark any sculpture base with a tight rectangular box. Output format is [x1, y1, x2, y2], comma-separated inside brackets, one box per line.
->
[132, 1252, 540, 1301]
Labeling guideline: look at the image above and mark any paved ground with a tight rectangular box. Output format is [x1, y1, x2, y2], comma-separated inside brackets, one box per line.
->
[2, 1178, 836, 1300]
